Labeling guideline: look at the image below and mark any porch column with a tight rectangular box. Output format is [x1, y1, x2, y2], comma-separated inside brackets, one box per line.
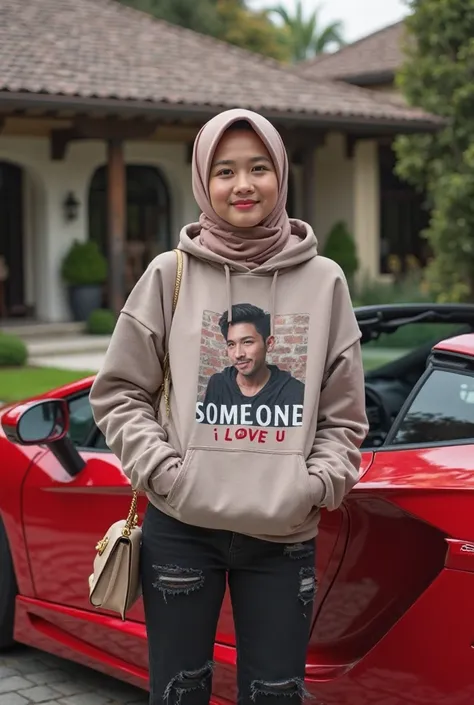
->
[353, 140, 380, 281]
[107, 138, 126, 316]
[302, 148, 317, 225]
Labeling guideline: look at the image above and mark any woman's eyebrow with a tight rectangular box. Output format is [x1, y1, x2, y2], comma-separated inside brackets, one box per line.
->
[212, 155, 272, 167]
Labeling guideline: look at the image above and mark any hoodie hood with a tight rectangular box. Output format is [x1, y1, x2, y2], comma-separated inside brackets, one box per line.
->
[179, 218, 318, 274]
[179, 218, 318, 334]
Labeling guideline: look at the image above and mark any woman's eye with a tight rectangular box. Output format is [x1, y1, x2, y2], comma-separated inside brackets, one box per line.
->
[217, 168, 233, 177]
[253, 165, 267, 172]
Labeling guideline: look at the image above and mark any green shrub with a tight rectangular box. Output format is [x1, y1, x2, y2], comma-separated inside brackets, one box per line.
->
[354, 272, 431, 308]
[87, 309, 116, 335]
[0, 333, 28, 367]
[323, 221, 359, 284]
[61, 240, 108, 286]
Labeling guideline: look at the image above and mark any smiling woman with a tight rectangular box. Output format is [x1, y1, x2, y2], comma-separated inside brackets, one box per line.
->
[89, 107, 368, 705]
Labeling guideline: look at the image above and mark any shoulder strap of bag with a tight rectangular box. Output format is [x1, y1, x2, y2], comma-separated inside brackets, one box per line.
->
[126, 248, 183, 527]
[162, 248, 183, 416]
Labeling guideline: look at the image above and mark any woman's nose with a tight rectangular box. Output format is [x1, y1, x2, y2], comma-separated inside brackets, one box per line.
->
[234, 172, 254, 193]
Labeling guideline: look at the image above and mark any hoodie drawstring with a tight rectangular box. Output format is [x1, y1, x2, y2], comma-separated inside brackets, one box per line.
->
[224, 264, 232, 323]
[224, 265, 279, 335]
[270, 270, 279, 336]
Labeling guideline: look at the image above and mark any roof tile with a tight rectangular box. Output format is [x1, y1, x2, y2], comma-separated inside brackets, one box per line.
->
[294, 22, 404, 82]
[0, 2, 433, 128]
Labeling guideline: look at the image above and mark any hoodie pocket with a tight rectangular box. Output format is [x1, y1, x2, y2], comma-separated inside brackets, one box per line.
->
[166, 448, 313, 536]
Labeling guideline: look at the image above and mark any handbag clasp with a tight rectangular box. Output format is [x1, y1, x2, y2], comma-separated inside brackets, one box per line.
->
[96, 536, 109, 555]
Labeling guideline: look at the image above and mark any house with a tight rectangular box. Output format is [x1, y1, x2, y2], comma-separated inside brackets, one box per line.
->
[0, 2, 437, 323]
[294, 22, 429, 279]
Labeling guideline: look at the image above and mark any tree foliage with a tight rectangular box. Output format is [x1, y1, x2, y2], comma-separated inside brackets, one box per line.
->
[270, 0, 345, 62]
[118, 0, 290, 60]
[394, 0, 474, 302]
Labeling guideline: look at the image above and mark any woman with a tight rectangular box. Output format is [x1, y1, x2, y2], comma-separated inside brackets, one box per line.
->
[90, 108, 367, 705]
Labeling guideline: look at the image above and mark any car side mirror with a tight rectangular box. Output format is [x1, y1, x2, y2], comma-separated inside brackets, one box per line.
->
[1, 399, 69, 446]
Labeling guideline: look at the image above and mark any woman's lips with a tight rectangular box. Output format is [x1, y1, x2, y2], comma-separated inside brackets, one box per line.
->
[232, 201, 258, 211]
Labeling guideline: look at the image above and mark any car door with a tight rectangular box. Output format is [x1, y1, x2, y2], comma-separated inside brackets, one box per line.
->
[21, 388, 149, 670]
[305, 356, 474, 677]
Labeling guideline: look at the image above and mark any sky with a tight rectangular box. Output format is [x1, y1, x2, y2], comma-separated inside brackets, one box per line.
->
[249, 0, 409, 43]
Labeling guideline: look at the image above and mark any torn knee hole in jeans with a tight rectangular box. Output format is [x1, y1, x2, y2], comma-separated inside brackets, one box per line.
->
[164, 661, 214, 705]
[298, 567, 317, 606]
[250, 677, 311, 702]
[152, 564, 204, 600]
[283, 543, 313, 560]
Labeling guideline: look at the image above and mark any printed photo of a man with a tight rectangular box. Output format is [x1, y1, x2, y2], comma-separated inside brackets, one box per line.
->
[199, 303, 305, 427]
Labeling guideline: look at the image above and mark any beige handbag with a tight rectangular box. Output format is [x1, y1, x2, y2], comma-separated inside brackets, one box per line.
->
[88, 248, 184, 620]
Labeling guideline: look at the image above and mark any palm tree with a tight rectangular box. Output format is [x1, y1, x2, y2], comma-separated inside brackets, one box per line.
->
[270, 0, 346, 62]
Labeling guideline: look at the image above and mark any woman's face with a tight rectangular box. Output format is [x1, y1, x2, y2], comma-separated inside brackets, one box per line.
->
[209, 129, 279, 228]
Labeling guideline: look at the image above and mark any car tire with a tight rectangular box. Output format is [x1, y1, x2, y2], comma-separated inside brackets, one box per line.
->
[0, 517, 17, 649]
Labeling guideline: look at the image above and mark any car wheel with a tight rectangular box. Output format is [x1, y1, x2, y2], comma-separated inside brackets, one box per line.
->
[0, 517, 17, 649]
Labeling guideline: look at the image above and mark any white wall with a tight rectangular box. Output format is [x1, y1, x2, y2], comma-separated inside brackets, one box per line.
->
[0, 136, 195, 322]
[353, 140, 380, 280]
[314, 132, 354, 250]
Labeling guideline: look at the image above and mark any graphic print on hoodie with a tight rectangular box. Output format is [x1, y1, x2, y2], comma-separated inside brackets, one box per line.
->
[196, 304, 307, 436]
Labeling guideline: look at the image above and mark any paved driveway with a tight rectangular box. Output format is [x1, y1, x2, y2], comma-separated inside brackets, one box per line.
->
[0, 646, 147, 705]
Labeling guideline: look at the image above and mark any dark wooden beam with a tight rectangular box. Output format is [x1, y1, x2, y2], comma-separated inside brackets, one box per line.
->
[74, 117, 158, 140]
[50, 118, 159, 160]
[280, 127, 326, 158]
[50, 128, 80, 160]
[107, 138, 126, 317]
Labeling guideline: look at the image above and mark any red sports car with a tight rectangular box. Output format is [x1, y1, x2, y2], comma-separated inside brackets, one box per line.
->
[2, 303, 474, 704]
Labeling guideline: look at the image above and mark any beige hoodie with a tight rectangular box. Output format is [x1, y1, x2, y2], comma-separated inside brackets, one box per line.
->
[89, 221, 368, 542]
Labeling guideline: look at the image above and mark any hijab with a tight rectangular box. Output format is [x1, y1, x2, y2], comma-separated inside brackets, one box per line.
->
[192, 108, 292, 269]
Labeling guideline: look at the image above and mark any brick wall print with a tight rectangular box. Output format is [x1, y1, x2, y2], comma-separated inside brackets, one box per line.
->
[197, 310, 309, 402]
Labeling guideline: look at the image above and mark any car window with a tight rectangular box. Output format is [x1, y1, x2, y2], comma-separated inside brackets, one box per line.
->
[391, 369, 474, 446]
[67, 394, 96, 447]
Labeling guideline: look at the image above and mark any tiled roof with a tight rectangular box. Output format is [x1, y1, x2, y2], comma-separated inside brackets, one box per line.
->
[0, 3, 435, 129]
[294, 22, 405, 83]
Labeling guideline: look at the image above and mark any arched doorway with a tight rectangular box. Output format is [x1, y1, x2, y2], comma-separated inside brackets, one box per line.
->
[89, 164, 172, 292]
[0, 162, 25, 317]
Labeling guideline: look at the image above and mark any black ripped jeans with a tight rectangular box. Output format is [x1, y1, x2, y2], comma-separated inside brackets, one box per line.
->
[141, 504, 316, 705]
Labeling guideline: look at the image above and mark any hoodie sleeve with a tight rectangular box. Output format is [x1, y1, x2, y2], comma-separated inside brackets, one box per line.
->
[89, 251, 181, 496]
[307, 271, 368, 512]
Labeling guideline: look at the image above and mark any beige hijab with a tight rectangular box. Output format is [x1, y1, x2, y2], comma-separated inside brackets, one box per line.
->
[192, 108, 292, 269]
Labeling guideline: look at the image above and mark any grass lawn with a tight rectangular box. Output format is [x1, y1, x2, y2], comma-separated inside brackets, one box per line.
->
[0, 347, 401, 405]
[0, 367, 95, 404]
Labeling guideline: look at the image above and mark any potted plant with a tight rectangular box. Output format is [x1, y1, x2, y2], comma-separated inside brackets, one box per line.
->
[323, 221, 359, 293]
[61, 240, 108, 321]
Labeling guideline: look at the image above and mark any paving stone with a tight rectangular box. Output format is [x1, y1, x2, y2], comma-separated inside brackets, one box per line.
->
[0, 667, 20, 679]
[60, 694, 113, 705]
[95, 683, 146, 703]
[0, 694, 30, 705]
[17, 685, 63, 703]
[0, 648, 147, 704]
[14, 658, 54, 676]
[46, 682, 85, 697]
[27, 671, 75, 686]
[0, 676, 35, 694]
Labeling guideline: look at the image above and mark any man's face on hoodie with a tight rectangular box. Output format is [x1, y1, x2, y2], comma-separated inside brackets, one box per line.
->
[225, 322, 275, 377]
